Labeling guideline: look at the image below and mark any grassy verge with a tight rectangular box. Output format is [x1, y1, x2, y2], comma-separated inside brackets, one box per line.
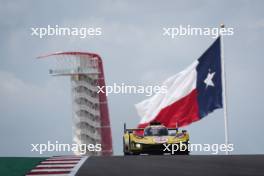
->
[0, 157, 47, 176]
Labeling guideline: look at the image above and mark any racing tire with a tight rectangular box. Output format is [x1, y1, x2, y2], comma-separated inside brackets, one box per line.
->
[123, 138, 130, 156]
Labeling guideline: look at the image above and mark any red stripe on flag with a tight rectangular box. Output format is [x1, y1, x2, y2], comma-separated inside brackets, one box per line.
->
[139, 89, 200, 128]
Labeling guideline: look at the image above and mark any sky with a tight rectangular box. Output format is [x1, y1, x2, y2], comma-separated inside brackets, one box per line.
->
[0, 0, 264, 156]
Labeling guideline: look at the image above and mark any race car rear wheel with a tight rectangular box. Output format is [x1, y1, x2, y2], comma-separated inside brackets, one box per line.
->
[123, 138, 130, 155]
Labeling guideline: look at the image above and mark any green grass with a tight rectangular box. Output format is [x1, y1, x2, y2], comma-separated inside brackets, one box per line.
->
[0, 157, 47, 176]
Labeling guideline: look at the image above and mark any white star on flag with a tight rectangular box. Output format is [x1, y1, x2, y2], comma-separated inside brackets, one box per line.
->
[204, 71, 215, 88]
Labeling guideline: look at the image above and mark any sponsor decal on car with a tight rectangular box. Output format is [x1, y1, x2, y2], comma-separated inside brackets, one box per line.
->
[153, 137, 168, 143]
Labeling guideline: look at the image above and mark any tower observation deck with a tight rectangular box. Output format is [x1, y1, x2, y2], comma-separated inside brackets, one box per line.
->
[38, 52, 112, 156]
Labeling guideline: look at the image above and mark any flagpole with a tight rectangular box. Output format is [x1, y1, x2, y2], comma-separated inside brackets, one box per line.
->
[220, 24, 229, 155]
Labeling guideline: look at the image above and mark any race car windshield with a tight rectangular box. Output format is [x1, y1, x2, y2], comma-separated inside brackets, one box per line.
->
[144, 127, 168, 136]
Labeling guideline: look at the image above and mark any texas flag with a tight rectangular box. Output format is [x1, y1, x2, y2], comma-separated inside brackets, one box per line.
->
[136, 37, 223, 128]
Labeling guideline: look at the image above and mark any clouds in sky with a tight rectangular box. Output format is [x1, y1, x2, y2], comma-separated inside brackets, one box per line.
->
[0, 0, 264, 156]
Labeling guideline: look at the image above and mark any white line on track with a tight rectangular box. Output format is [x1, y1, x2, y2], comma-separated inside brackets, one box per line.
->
[69, 156, 89, 176]
[26, 155, 86, 176]
[27, 174, 69, 176]
[30, 168, 72, 172]
[36, 164, 76, 167]
[41, 161, 79, 164]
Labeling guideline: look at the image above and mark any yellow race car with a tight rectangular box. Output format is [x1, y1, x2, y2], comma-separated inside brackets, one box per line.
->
[123, 122, 189, 155]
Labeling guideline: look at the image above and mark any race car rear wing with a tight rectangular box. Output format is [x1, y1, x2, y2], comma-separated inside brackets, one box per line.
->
[124, 123, 182, 133]
[168, 128, 179, 131]
[124, 123, 144, 133]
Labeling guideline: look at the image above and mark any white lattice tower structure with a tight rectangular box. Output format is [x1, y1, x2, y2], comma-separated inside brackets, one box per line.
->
[38, 52, 113, 156]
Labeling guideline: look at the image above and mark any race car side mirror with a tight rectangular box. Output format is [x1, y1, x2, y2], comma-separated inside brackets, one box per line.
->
[174, 128, 178, 136]
[124, 123, 127, 133]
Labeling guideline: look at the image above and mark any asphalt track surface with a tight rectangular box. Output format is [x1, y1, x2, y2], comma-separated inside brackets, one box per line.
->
[76, 155, 264, 176]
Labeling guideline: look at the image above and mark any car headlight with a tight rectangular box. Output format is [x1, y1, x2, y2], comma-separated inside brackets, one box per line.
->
[135, 143, 141, 148]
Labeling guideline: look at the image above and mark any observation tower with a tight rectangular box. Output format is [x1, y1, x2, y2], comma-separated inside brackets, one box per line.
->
[38, 52, 112, 156]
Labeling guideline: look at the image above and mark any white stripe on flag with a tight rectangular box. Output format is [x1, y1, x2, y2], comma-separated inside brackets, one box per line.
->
[136, 60, 198, 124]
